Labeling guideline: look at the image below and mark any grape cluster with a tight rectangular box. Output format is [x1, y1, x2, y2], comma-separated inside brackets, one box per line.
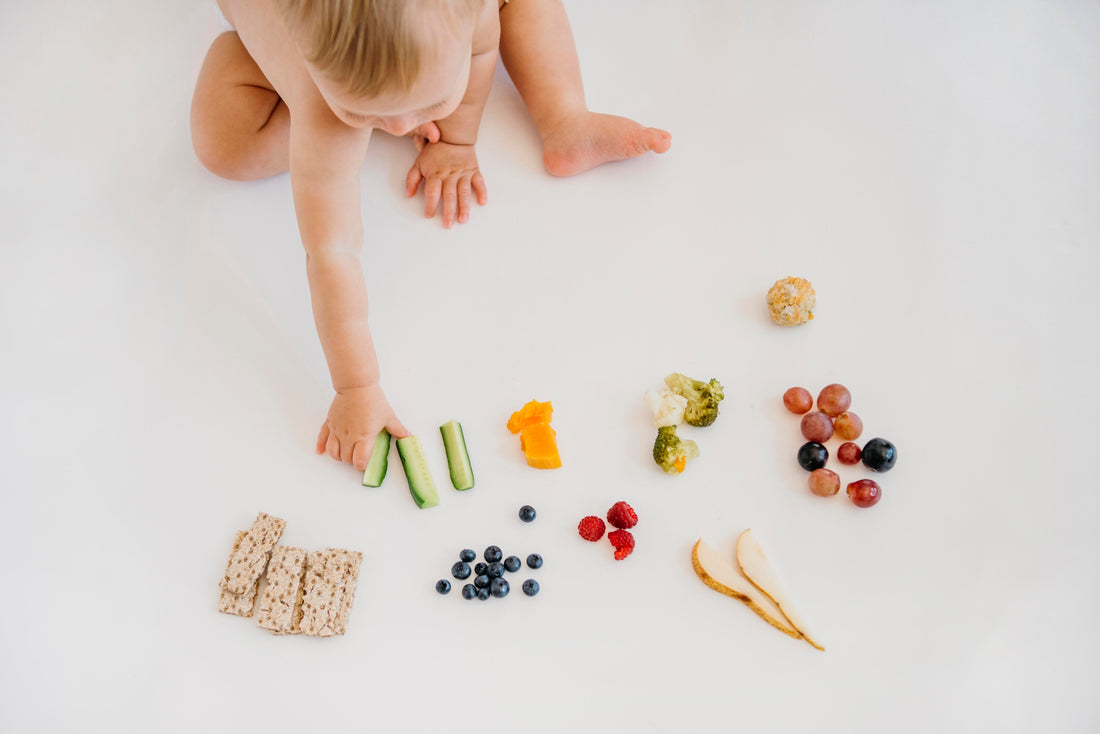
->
[783, 384, 897, 509]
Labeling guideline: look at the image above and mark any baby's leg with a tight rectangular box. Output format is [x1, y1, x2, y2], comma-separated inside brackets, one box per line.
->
[498, 0, 671, 177]
[191, 32, 290, 181]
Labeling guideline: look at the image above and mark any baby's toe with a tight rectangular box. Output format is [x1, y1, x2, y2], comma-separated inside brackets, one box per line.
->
[645, 128, 672, 154]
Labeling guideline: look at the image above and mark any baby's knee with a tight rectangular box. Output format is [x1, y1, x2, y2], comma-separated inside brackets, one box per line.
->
[190, 101, 278, 181]
[190, 127, 247, 181]
[190, 120, 234, 180]
[190, 32, 285, 181]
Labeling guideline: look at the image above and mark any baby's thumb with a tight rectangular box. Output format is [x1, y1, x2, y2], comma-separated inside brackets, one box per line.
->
[415, 122, 440, 144]
[387, 419, 412, 440]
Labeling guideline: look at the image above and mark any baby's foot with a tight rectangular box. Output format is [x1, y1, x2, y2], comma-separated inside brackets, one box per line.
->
[541, 111, 671, 177]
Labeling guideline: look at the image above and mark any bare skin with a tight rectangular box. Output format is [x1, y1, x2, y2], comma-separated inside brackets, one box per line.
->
[497, 0, 671, 176]
[191, 0, 670, 472]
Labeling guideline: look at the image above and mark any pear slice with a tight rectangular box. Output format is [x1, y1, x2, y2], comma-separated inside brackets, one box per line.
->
[735, 529, 824, 651]
[691, 539, 800, 640]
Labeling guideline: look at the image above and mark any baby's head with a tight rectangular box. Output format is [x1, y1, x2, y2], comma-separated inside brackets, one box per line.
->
[275, 0, 481, 134]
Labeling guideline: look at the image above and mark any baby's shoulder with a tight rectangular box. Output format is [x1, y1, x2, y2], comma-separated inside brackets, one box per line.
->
[472, 0, 502, 54]
[219, 0, 315, 110]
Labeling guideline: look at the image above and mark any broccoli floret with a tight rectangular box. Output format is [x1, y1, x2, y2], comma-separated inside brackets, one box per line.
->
[652, 425, 700, 474]
[664, 373, 725, 427]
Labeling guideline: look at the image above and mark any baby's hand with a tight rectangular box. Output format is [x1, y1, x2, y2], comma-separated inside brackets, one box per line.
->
[405, 141, 487, 228]
[315, 385, 410, 472]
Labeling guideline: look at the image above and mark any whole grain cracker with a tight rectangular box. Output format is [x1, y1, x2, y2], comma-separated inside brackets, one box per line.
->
[282, 553, 311, 635]
[220, 512, 286, 596]
[256, 546, 307, 633]
[299, 548, 362, 637]
[217, 532, 259, 617]
[333, 550, 363, 636]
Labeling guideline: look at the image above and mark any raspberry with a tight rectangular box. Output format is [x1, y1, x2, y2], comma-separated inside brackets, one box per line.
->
[608, 529, 635, 560]
[606, 501, 638, 530]
[577, 516, 606, 542]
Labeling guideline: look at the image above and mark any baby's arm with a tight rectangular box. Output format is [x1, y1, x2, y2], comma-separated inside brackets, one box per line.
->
[433, 2, 500, 147]
[290, 111, 409, 469]
[405, 1, 501, 227]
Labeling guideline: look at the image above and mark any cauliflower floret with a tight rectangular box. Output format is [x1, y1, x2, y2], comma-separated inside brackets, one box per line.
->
[644, 386, 688, 427]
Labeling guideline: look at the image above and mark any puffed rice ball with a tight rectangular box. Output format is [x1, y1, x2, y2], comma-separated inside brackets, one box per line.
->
[767, 276, 816, 326]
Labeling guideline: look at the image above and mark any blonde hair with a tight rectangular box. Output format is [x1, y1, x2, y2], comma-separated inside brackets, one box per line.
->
[276, 0, 481, 97]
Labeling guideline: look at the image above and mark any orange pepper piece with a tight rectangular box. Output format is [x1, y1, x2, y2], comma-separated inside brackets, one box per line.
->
[519, 422, 561, 469]
[507, 400, 554, 434]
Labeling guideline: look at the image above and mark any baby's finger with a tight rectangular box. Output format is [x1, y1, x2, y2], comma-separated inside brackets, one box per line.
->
[351, 440, 370, 472]
[424, 177, 443, 219]
[405, 166, 423, 197]
[456, 175, 472, 224]
[316, 423, 330, 454]
[325, 433, 341, 461]
[471, 171, 488, 206]
[340, 438, 355, 465]
[441, 176, 459, 228]
[387, 418, 411, 439]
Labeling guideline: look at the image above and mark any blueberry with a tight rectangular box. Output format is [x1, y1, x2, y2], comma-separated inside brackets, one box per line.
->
[459, 549, 476, 563]
[490, 577, 510, 598]
[476, 587, 491, 601]
[474, 562, 488, 576]
[526, 553, 543, 570]
[451, 561, 471, 580]
[474, 574, 490, 589]
[797, 441, 829, 472]
[484, 546, 503, 563]
[487, 562, 505, 578]
[503, 555, 521, 573]
[518, 505, 537, 522]
[522, 579, 539, 596]
[435, 579, 451, 594]
[861, 438, 897, 472]
[461, 584, 476, 600]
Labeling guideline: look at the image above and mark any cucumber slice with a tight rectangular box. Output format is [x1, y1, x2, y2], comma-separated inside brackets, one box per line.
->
[395, 435, 440, 509]
[439, 420, 474, 491]
[361, 429, 391, 487]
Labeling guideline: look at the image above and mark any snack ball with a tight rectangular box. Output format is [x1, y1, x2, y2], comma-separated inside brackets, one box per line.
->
[767, 276, 816, 326]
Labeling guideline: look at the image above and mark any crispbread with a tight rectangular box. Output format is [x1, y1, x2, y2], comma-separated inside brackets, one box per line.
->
[256, 546, 307, 633]
[333, 550, 363, 636]
[299, 548, 363, 637]
[217, 532, 259, 617]
[220, 512, 286, 595]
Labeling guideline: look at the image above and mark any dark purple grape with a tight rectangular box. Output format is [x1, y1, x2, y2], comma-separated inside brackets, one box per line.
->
[783, 387, 813, 414]
[800, 412, 834, 442]
[797, 442, 828, 471]
[817, 384, 851, 418]
[862, 438, 897, 472]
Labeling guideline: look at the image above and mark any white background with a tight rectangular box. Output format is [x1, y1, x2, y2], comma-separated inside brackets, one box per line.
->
[2, 1, 1098, 731]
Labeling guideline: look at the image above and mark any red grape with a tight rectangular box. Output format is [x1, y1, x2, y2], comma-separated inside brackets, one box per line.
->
[834, 412, 863, 441]
[837, 442, 862, 465]
[847, 479, 881, 508]
[817, 384, 851, 417]
[800, 411, 834, 442]
[783, 387, 813, 414]
[808, 468, 840, 496]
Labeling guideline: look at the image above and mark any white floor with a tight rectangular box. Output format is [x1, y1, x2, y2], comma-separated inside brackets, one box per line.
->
[3, 1, 1099, 731]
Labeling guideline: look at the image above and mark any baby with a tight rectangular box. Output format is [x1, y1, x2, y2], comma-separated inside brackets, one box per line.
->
[191, 0, 671, 472]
